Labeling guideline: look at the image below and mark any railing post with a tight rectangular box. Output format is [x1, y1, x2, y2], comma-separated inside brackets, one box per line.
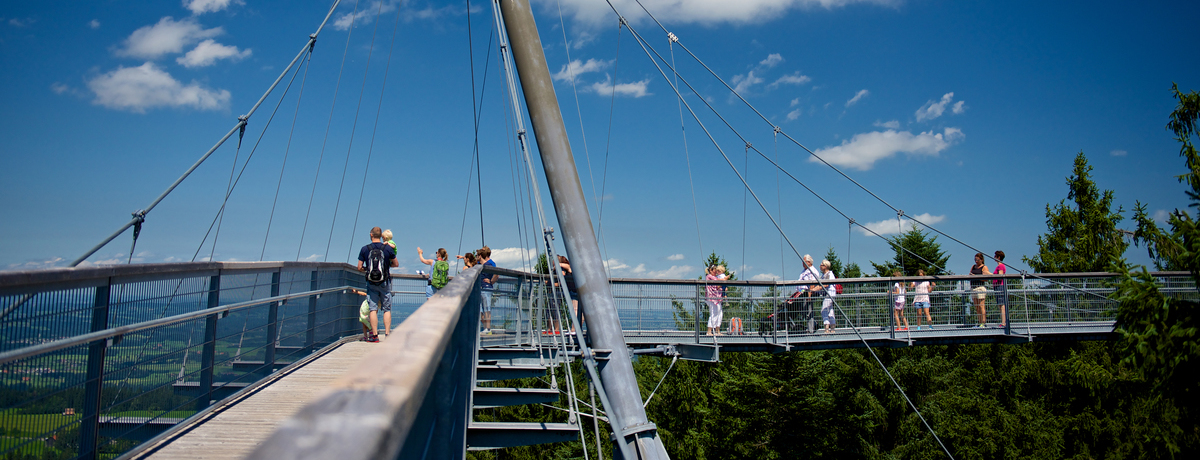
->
[306, 270, 318, 353]
[265, 270, 281, 370]
[197, 273, 220, 411]
[694, 284, 701, 343]
[79, 281, 111, 460]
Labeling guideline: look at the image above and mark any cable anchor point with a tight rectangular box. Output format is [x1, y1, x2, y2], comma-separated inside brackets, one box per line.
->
[773, 125, 782, 134]
[618, 16, 627, 27]
[308, 34, 317, 51]
[236, 114, 249, 148]
[667, 32, 679, 43]
[131, 210, 146, 240]
[848, 217, 856, 225]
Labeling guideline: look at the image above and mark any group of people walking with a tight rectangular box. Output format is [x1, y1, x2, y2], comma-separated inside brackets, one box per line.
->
[701, 250, 1012, 336]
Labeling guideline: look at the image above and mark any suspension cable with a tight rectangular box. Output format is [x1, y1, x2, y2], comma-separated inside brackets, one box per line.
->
[614, 8, 956, 457]
[596, 20, 624, 274]
[261, 49, 314, 261]
[345, 0, 405, 262]
[323, 0, 385, 262]
[297, 0, 359, 261]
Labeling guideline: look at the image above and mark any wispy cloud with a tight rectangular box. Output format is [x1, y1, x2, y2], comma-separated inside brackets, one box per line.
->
[547, 0, 899, 28]
[553, 58, 610, 82]
[845, 89, 869, 107]
[760, 53, 783, 68]
[184, 0, 243, 15]
[176, 39, 251, 68]
[811, 127, 964, 170]
[731, 70, 764, 95]
[115, 17, 223, 59]
[7, 17, 35, 28]
[915, 92, 966, 122]
[787, 108, 802, 121]
[591, 75, 650, 98]
[1110, 149, 1128, 157]
[334, 1, 402, 30]
[88, 19, 100, 29]
[857, 213, 947, 236]
[770, 71, 811, 88]
[88, 63, 231, 112]
[667, 254, 685, 261]
[874, 119, 900, 129]
[750, 273, 780, 281]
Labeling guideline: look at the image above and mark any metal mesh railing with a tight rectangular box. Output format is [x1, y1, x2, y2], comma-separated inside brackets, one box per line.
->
[0, 262, 366, 460]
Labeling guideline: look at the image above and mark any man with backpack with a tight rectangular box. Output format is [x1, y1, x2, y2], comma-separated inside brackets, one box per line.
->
[418, 247, 451, 298]
[357, 227, 397, 342]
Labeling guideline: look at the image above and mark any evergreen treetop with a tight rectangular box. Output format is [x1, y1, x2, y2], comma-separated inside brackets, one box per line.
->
[870, 227, 950, 276]
[1024, 152, 1128, 273]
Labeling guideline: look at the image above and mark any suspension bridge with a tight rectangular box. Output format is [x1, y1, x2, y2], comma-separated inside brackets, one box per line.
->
[1, 1, 1191, 459]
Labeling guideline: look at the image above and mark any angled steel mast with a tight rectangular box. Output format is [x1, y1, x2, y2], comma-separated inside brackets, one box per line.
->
[495, 1, 670, 458]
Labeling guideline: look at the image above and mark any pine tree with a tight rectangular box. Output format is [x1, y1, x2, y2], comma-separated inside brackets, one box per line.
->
[1112, 83, 1200, 456]
[869, 227, 950, 276]
[823, 246, 862, 278]
[1024, 152, 1128, 273]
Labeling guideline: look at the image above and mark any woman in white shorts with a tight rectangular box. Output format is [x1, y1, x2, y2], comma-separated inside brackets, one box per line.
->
[911, 269, 934, 330]
[892, 271, 909, 331]
[970, 252, 992, 327]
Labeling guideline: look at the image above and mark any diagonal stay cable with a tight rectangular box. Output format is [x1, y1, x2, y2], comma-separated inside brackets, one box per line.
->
[191, 51, 310, 263]
[345, 0, 405, 262]
[261, 49, 314, 261]
[324, 0, 385, 262]
[297, 0, 360, 261]
[596, 20, 624, 272]
[619, 13, 957, 458]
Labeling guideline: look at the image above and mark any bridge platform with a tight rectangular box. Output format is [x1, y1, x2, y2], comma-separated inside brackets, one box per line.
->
[128, 340, 375, 460]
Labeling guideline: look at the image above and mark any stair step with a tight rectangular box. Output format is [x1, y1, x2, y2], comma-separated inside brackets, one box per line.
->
[475, 364, 547, 381]
[466, 422, 579, 450]
[472, 387, 560, 409]
[230, 360, 292, 371]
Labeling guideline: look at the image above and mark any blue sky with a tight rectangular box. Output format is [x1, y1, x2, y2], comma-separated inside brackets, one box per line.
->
[1, 0, 1197, 280]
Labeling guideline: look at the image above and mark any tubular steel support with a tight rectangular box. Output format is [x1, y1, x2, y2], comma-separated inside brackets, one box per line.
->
[79, 282, 111, 460]
[497, 1, 669, 458]
[197, 274, 220, 411]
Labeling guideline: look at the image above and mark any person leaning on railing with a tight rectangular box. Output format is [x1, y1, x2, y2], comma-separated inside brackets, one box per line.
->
[795, 254, 822, 333]
[970, 252, 992, 328]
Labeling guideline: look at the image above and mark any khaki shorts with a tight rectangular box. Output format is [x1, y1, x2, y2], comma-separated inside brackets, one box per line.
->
[972, 286, 987, 301]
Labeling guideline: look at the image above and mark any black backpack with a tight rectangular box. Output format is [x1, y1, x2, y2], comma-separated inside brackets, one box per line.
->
[366, 244, 387, 284]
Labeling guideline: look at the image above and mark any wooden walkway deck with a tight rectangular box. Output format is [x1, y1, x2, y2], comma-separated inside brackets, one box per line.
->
[131, 341, 376, 460]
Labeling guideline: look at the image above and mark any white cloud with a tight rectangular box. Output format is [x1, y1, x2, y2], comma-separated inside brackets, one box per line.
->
[604, 259, 631, 271]
[642, 265, 694, 279]
[915, 92, 966, 122]
[176, 39, 251, 68]
[89, 19, 100, 29]
[8, 17, 34, 28]
[88, 62, 231, 112]
[1154, 209, 1171, 223]
[1110, 149, 1128, 157]
[489, 247, 538, 271]
[4, 257, 65, 271]
[51, 83, 71, 95]
[874, 119, 900, 129]
[553, 58, 610, 82]
[333, 1, 401, 30]
[786, 108, 802, 121]
[952, 100, 967, 114]
[845, 89, 869, 107]
[667, 254, 685, 261]
[857, 213, 947, 236]
[760, 53, 783, 68]
[116, 17, 223, 59]
[543, 0, 898, 28]
[184, 0, 243, 15]
[750, 273, 780, 281]
[771, 72, 811, 88]
[810, 127, 964, 170]
[731, 70, 764, 95]
[300, 254, 323, 262]
[591, 75, 650, 98]
[790, 97, 801, 107]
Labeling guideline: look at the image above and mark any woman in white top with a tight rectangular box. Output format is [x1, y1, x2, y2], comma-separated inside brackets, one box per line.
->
[911, 269, 934, 330]
[820, 260, 837, 333]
